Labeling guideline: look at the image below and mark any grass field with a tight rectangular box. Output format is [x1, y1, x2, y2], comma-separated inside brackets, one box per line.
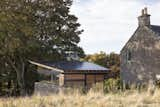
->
[1, 88, 160, 107]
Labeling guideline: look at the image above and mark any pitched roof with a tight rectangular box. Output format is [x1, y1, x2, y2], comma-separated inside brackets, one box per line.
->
[121, 25, 160, 53]
[38, 61, 109, 71]
[150, 25, 160, 34]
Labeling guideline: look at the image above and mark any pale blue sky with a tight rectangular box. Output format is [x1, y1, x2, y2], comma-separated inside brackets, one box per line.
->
[71, 0, 160, 54]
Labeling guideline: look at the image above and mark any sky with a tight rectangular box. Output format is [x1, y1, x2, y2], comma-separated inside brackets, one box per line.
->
[70, 0, 160, 54]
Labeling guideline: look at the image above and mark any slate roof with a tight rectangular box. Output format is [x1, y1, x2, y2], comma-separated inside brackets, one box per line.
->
[150, 25, 160, 34]
[38, 61, 109, 71]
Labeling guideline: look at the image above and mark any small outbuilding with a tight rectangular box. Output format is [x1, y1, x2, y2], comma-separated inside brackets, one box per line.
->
[30, 60, 110, 89]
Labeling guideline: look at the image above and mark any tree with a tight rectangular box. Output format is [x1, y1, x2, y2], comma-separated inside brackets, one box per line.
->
[0, 0, 84, 95]
[83, 51, 120, 72]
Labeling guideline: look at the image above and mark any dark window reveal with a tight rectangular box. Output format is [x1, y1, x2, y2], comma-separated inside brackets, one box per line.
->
[127, 51, 131, 61]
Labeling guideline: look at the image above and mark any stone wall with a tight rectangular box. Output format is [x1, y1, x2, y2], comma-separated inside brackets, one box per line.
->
[120, 26, 160, 84]
[34, 81, 62, 95]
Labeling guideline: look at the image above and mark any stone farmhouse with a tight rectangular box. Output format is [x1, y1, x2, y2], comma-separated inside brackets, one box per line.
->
[120, 8, 160, 84]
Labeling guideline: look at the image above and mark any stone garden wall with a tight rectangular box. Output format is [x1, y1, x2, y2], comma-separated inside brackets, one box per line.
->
[34, 81, 62, 95]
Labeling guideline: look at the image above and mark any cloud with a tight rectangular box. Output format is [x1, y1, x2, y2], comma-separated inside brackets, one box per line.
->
[71, 0, 160, 54]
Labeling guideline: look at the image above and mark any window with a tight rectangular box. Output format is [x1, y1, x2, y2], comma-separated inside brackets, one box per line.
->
[127, 50, 131, 61]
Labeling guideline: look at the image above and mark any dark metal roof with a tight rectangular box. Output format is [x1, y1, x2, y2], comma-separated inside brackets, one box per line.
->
[150, 25, 160, 34]
[39, 61, 109, 71]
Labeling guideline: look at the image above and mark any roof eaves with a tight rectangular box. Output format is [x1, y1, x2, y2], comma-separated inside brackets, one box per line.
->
[29, 60, 64, 73]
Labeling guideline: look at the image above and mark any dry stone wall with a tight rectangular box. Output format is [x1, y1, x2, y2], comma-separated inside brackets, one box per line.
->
[34, 82, 61, 95]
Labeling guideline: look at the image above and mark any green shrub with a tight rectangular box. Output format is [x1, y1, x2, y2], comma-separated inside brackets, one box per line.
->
[104, 78, 121, 93]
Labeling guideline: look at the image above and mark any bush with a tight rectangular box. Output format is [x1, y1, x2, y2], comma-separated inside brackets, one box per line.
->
[104, 78, 121, 93]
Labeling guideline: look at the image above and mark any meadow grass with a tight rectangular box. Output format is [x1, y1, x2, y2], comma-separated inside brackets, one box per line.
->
[1, 87, 160, 107]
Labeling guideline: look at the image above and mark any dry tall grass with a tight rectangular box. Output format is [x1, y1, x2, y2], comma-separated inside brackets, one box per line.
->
[1, 87, 160, 107]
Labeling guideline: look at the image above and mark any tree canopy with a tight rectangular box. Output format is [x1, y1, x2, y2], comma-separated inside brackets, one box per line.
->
[83, 51, 120, 73]
[0, 0, 84, 96]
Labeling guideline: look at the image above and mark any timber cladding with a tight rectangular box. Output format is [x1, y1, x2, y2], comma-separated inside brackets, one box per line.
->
[65, 74, 84, 80]
[64, 73, 106, 88]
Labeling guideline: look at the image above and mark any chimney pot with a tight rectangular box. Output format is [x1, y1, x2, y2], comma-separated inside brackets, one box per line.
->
[144, 7, 148, 14]
[142, 9, 145, 15]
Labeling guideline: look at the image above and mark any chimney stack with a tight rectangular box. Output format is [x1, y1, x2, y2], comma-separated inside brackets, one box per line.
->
[138, 7, 151, 26]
